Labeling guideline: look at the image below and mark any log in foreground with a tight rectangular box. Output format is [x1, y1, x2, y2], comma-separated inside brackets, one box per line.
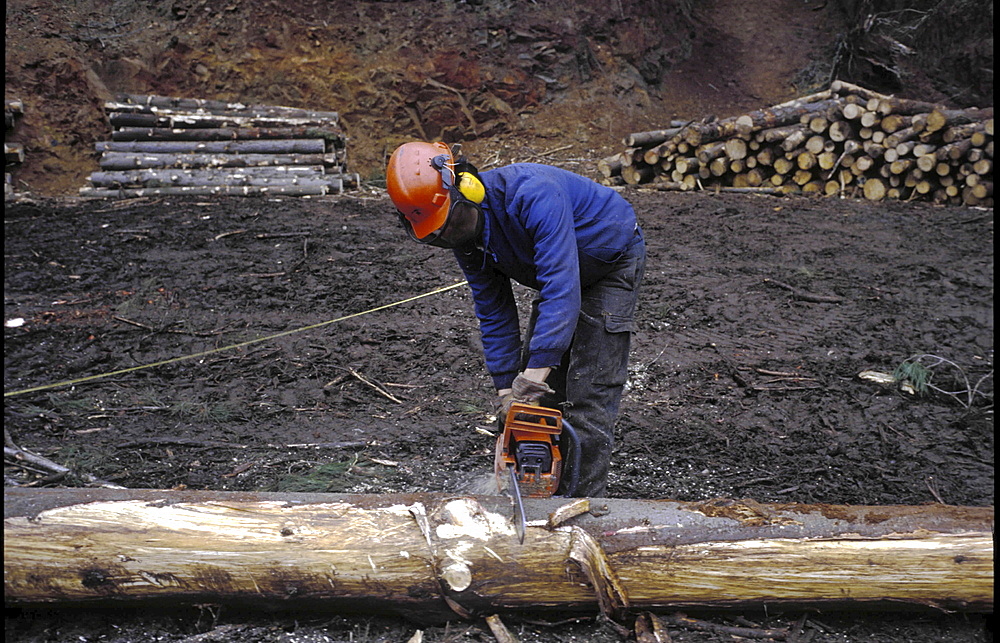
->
[4, 488, 992, 623]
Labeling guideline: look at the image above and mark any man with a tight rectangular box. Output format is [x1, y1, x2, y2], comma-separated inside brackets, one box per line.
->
[386, 141, 645, 497]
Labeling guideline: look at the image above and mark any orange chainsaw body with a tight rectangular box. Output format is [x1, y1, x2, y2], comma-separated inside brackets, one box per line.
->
[495, 402, 563, 497]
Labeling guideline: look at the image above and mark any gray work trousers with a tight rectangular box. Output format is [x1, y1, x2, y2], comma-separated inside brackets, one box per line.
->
[522, 236, 645, 497]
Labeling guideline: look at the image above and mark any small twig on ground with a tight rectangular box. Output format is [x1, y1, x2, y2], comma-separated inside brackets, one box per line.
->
[402, 395, 442, 416]
[753, 385, 821, 392]
[535, 144, 574, 158]
[116, 438, 247, 449]
[763, 278, 844, 303]
[282, 441, 368, 449]
[786, 614, 810, 643]
[212, 229, 247, 241]
[634, 612, 670, 642]
[113, 315, 155, 331]
[484, 614, 518, 643]
[343, 367, 404, 403]
[113, 315, 228, 337]
[926, 476, 946, 504]
[655, 612, 789, 640]
[5, 429, 124, 488]
[709, 343, 750, 387]
[255, 232, 311, 239]
[756, 368, 807, 377]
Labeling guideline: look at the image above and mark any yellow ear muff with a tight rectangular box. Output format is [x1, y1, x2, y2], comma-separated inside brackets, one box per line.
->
[457, 172, 485, 204]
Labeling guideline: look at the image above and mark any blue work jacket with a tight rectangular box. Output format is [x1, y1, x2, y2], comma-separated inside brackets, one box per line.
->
[453, 163, 641, 390]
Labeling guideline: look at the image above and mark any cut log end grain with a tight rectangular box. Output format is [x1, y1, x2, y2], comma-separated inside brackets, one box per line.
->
[608, 81, 993, 206]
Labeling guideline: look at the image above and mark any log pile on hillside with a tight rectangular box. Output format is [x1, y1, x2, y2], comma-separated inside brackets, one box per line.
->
[601, 81, 993, 207]
[5, 99, 25, 200]
[80, 94, 357, 198]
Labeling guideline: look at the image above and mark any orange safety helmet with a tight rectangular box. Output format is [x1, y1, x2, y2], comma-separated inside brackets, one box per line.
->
[386, 141, 486, 241]
[387, 141, 452, 240]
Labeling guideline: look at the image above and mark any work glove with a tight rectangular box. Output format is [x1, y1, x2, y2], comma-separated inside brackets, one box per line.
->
[497, 373, 555, 425]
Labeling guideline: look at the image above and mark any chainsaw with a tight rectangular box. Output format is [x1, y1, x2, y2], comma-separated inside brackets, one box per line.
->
[494, 402, 579, 542]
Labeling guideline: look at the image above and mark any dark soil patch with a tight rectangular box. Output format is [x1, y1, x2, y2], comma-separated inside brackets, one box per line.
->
[4, 189, 993, 641]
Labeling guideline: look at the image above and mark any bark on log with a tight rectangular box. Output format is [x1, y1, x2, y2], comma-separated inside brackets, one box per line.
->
[924, 108, 991, 134]
[112, 95, 341, 121]
[621, 163, 656, 185]
[111, 127, 346, 145]
[5, 143, 25, 164]
[730, 100, 841, 141]
[79, 184, 338, 198]
[829, 80, 891, 102]
[99, 152, 343, 170]
[107, 111, 342, 131]
[95, 140, 328, 155]
[597, 154, 624, 178]
[89, 168, 329, 188]
[3, 488, 992, 623]
[623, 123, 687, 147]
[872, 96, 945, 117]
[684, 117, 746, 147]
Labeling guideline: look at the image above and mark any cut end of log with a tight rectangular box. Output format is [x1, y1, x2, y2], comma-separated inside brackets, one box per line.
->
[602, 82, 993, 207]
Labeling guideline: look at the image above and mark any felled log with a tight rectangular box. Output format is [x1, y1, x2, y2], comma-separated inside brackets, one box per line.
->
[723, 99, 841, 142]
[5, 143, 25, 164]
[78, 183, 338, 198]
[107, 111, 342, 131]
[4, 488, 992, 623]
[113, 94, 341, 121]
[88, 167, 329, 188]
[623, 121, 689, 148]
[98, 151, 343, 170]
[621, 163, 656, 185]
[95, 139, 328, 154]
[5, 99, 24, 130]
[111, 126, 346, 145]
[597, 153, 624, 179]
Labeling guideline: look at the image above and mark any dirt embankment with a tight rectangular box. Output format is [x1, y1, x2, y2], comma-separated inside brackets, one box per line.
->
[7, 1, 993, 197]
[8, 0, 848, 195]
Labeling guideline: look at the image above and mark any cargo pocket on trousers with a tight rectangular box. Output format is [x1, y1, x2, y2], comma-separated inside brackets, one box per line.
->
[591, 312, 633, 387]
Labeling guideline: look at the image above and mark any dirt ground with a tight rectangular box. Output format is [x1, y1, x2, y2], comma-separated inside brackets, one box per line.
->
[4, 187, 993, 641]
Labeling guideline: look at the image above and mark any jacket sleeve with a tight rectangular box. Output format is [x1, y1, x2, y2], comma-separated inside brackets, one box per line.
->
[510, 184, 581, 370]
[453, 248, 521, 390]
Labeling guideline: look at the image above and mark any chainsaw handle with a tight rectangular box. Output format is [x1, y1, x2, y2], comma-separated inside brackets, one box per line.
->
[558, 418, 581, 497]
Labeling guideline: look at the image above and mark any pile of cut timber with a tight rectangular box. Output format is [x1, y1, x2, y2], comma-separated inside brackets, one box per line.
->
[601, 81, 993, 207]
[5, 99, 24, 200]
[80, 94, 357, 198]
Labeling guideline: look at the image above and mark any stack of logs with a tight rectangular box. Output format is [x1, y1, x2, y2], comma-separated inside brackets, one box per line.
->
[5, 99, 24, 200]
[600, 81, 993, 207]
[80, 94, 357, 198]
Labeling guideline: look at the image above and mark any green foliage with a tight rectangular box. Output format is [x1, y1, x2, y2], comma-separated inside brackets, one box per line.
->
[892, 354, 993, 408]
[52, 444, 121, 481]
[892, 358, 932, 394]
[272, 455, 369, 493]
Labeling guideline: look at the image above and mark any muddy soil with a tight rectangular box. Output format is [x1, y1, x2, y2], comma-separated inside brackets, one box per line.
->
[4, 187, 993, 641]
